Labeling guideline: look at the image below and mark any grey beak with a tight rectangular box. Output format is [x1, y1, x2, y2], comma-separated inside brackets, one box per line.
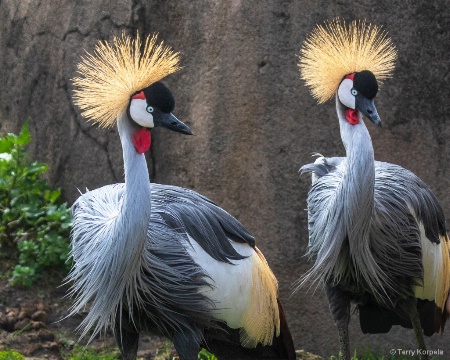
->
[154, 112, 193, 135]
[355, 95, 381, 127]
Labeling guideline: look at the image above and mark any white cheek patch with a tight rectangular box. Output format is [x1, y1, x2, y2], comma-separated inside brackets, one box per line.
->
[337, 78, 356, 109]
[129, 99, 154, 128]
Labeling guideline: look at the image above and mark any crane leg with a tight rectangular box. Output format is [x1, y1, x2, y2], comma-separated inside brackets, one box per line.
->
[399, 299, 428, 360]
[325, 284, 351, 360]
[114, 312, 139, 360]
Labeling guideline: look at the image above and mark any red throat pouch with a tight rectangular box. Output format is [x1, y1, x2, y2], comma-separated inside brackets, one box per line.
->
[345, 108, 359, 125]
[133, 127, 151, 154]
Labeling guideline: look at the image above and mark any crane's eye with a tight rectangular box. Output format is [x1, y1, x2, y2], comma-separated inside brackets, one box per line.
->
[351, 89, 358, 96]
[146, 106, 154, 113]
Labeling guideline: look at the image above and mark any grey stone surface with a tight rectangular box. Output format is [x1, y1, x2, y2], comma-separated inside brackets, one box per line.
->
[0, 0, 449, 357]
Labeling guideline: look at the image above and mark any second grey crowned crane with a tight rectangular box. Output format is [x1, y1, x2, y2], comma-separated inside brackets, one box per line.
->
[296, 19, 450, 360]
[67, 33, 296, 360]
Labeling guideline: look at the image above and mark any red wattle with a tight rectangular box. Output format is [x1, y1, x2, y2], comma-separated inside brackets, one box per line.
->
[345, 109, 359, 125]
[133, 127, 151, 154]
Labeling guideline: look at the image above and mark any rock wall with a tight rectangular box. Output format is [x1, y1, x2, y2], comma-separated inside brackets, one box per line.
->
[1, 0, 449, 357]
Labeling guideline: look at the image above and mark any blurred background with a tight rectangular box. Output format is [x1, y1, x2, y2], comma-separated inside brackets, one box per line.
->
[0, 0, 449, 357]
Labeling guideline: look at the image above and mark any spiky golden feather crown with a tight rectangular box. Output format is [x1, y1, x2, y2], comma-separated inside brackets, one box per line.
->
[298, 18, 397, 103]
[72, 32, 181, 128]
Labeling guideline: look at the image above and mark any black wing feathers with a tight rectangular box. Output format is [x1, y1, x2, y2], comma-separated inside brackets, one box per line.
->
[152, 184, 255, 264]
[414, 181, 447, 243]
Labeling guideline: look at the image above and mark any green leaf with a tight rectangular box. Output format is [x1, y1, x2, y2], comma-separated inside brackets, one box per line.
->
[198, 349, 218, 360]
[11, 265, 36, 287]
[45, 189, 61, 203]
[0, 134, 18, 153]
[23, 162, 48, 176]
[16, 120, 31, 146]
[0, 118, 72, 286]
[0, 350, 25, 360]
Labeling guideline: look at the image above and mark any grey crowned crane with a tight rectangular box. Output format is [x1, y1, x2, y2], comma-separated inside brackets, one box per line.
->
[296, 19, 450, 360]
[67, 33, 296, 360]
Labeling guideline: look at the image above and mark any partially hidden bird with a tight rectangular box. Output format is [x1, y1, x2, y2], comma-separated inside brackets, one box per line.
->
[66, 32, 296, 360]
[296, 19, 450, 360]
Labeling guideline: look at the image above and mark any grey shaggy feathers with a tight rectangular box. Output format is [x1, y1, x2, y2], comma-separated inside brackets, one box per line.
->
[298, 99, 447, 306]
[66, 114, 256, 346]
[301, 158, 446, 303]
[67, 182, 254, 342]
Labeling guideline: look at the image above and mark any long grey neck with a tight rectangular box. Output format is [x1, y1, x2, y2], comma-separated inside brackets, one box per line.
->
[335, 96, 388, 297]
[111, 112, 152, 301]
[70, 113, 153, 340]
[117, 111, 152, 219]
[336, 96, 375, 237]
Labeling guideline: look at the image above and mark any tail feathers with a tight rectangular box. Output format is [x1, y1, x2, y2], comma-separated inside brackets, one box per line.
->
[438, 233, 450, 333]
[359, 299, 447, 337]
[271, 299, 297, 359]
[240, 299, 296, 359]
[417, 299, 448, 336]
[238, 299, 296, 359]
[438, 233, 450, 322]
[205, 301, 296, 359]
[359, 303, 407, 334]
[205, 247, 296, 359]
[240, 247, 280, 348]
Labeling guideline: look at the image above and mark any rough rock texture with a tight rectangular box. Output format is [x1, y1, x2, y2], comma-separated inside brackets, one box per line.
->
[0, 0, 449, 357]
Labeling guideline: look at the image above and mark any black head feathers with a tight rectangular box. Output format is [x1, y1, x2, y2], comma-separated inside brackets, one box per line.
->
[143, 82, 175, 113]
[353, 70, 379, 100]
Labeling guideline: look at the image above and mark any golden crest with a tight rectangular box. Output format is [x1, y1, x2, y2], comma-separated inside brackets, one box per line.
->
[298, 18, 397, 103]
[73, 32, 181, 127]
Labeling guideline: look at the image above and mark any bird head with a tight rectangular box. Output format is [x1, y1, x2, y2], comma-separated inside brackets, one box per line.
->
[128, 82, 192, 134]
[337, 70, 381, 127]
[298, 18, 397, 128]
[73, 33, 190, 139]
[127, 81, 192, 154]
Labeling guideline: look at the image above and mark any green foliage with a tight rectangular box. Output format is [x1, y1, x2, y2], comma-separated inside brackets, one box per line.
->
[198, 348, 218, 360]
[65, 345, 217, 360]
[0, 350, 25, 360]
[0, 343, 217, 360]
[64, 346, 119, 360]
[0, 121, 72, 286]
[152, 340, 217, 360]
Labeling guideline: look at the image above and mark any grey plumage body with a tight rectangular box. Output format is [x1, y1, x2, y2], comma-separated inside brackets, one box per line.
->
[69, 182, 249, 337]
[302, 156, 444, 301]
[67, 115, 220, 343]
[299, 97, 449, 359]
[67, 112, 295, 360]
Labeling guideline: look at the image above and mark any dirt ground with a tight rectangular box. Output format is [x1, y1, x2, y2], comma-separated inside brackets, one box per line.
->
[0, 254, 320, 360]
[0, 277, 324, 360]
[0, 272, 172, 360]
